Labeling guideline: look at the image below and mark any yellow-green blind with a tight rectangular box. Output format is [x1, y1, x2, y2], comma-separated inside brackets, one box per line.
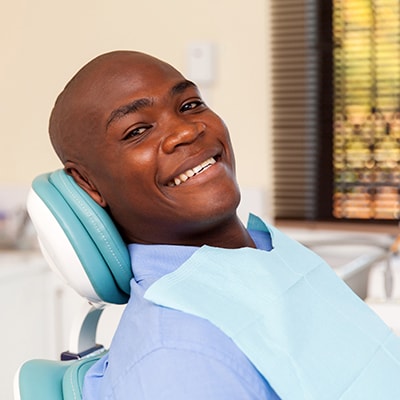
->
[333, 0, 400, 220]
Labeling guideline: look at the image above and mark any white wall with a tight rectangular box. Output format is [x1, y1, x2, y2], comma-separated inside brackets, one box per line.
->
[0, 0, 272, 217]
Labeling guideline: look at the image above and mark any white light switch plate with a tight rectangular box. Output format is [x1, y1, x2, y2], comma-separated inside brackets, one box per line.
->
[187, 42, 215, 85]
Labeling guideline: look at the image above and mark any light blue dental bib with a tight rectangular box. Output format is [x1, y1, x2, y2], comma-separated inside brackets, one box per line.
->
[144, 217, 400, 399]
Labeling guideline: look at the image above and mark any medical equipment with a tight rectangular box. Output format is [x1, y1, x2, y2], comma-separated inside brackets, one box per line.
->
[14, 170, 132, 400]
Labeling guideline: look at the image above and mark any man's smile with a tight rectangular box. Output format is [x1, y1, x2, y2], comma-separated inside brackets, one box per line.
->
[167, 157, 217, 187]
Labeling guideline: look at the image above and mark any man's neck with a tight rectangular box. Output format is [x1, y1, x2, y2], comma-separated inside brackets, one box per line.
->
[124, 214, 256, 249]
[175, 214, 256, 249]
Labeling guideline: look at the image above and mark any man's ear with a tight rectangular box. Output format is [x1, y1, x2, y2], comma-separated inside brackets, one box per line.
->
[64, 163, 107, 208]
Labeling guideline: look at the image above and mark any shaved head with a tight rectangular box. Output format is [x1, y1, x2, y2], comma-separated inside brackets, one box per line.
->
[47, 49, 249, 248]
[49, 50, 179, 166]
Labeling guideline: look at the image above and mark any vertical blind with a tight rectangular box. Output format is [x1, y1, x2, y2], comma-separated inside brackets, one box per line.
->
[271, 0, 320, 219]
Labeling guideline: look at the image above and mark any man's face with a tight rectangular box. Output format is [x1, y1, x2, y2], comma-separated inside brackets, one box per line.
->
[75, 53, 240, 244]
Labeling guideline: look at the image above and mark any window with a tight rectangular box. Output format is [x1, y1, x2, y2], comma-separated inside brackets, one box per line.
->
[271, 0, 400, 222]
[333, 0, 400, 220]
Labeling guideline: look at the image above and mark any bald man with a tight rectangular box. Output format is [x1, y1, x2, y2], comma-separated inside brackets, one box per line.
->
[49, 51, 279, 399]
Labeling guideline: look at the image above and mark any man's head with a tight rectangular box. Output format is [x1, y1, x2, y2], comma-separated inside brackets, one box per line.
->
[49, 50, 241, 245]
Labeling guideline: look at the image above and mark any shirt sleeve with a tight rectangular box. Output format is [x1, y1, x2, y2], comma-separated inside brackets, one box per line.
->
[107, 347, 280, 400]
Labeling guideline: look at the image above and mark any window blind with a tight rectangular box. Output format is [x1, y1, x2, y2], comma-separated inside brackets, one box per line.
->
[271, 0, 320, 219]
[333, 0, 400, 220]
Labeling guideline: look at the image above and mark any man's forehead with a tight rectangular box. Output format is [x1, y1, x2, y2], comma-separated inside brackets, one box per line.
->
[50, 51, 179, 161]
[76, 53, 182, 103]
[85, 51, 177, 83]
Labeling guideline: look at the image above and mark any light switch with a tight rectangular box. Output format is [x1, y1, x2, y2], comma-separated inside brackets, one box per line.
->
[187, 42, 215, 85]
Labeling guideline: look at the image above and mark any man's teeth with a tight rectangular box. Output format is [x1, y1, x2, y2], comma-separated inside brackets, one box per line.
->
[168, 157, 216, 187]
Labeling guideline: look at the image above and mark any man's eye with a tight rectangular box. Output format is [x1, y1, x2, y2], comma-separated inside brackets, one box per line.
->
[124, 126, 149, 140]
[180, 100, 205, 112]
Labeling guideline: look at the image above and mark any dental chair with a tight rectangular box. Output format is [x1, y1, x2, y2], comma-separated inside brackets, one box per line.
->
[14, 170, 133, 400]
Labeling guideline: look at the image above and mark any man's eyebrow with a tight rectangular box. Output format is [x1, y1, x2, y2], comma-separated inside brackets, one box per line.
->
[170, 80, 197, 96]
[106, 80, 197, 129]
[106, 98, 153, 128]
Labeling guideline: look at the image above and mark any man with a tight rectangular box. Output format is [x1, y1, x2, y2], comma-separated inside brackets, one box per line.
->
[49, 50, 279, 399]
[49, 51, 400, 400]
[49, 50, 253, 250]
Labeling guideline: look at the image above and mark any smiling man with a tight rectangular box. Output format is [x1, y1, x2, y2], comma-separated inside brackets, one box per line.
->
[48, 51, 400, 400]
[49, 51, 253, 250]
[49, 50, 278, 399]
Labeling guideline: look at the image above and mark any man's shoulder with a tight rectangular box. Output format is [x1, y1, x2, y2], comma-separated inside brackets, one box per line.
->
[84, 294, 274, 400]
[112, 298, 243, 363]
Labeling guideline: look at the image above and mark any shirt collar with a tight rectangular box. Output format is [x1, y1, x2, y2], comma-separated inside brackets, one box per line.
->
[128, 214, 272, 289]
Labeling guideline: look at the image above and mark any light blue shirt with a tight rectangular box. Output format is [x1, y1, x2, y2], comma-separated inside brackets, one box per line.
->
[83, 227, 279, 400]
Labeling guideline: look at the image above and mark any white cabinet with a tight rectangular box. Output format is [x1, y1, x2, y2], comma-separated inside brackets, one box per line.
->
[1, 251, 125, 400]
[1, 251, 51, 399]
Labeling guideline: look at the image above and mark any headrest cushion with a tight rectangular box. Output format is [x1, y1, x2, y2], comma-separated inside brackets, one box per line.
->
[28, 170, 132, 304]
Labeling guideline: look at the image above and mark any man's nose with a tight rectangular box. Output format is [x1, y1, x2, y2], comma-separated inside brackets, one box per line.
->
[161, 119, 205, 154]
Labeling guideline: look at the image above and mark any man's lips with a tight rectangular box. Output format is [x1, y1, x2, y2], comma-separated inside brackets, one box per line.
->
[167, 157, 217, 187]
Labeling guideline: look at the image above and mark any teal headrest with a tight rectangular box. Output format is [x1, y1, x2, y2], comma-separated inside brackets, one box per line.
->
[28, 170, 132, 304]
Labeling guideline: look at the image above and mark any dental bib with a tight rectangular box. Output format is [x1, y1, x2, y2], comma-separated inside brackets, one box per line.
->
[145, 216, 400, 399]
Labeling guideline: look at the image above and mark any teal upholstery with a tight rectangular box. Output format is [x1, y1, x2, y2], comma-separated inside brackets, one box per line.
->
[17, 359, 69, 400]
[62, 355, 103, 399]
[17, 353, 105, 400]
[32, 170, 132, 304]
